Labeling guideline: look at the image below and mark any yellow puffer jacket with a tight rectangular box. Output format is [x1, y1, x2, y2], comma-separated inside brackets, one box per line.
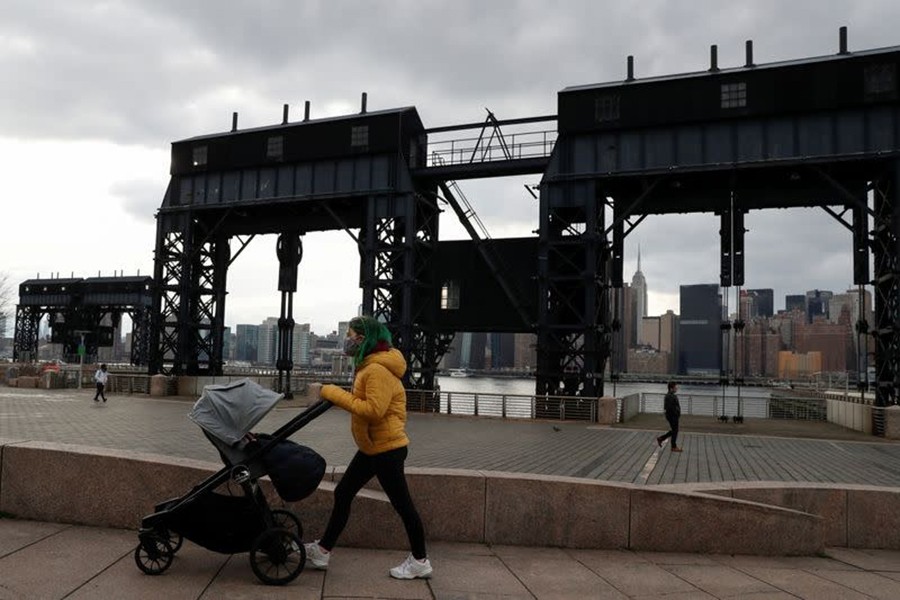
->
[320, 347, 409, 456]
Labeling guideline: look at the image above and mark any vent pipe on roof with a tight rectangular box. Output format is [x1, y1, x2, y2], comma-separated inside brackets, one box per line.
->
[709, 45, 719, 72]
[304, 100, 310, 121]
[745, 40, 754, 67]
[361, 92, 368, 114]
[626, 55, 634, 81]
[282, 103, 289, 124]
[231, 112, 238, 132]
[839, 26, 849, 54]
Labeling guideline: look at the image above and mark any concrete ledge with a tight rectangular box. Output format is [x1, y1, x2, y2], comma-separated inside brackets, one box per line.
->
[630, 488, 822, 555]
[1, 441, 898, 554]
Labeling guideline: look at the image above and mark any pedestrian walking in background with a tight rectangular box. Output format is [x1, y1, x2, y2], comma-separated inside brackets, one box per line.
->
[93, 364, 108, 403]
[304, 315, 432, 580]
[656, 381, 682, 452]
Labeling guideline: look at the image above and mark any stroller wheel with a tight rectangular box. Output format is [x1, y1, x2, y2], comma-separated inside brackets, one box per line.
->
[134, 534, 174, 575]
[271, 509, 303, 540]
[158, 527, 184, 553]
[250, 527, 305, 585]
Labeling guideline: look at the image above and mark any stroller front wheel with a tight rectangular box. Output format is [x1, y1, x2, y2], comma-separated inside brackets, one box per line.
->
[134, 534, 174, 575]
[249, 527, 305, 585]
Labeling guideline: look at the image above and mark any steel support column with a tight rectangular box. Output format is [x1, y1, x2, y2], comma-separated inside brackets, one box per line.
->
[150, 213, 229, 376]
[360, 193, 443, 397]
[13, 305, 41, 362]
[871, 162, 900, 433]
[537, 181, 610, 414]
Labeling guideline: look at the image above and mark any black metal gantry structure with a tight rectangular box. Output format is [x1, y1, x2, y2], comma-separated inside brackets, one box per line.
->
[147, 30, 900, 430]
[13, 276, 153, 364]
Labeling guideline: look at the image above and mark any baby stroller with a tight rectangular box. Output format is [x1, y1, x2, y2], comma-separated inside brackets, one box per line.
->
[134, 378, 331, 585]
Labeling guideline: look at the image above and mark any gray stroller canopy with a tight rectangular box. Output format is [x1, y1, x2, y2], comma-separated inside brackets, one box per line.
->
[188, 378, 284, 446]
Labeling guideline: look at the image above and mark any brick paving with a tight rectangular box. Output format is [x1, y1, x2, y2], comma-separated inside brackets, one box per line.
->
[2, 386, 900, 487]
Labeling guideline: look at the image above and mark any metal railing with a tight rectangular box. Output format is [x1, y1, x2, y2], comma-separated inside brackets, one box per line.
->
[426, 129, 557, 167]
[636, 392, 827, 421]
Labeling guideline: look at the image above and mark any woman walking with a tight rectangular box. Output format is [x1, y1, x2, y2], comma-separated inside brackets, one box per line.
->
[305, 316, 432, 580]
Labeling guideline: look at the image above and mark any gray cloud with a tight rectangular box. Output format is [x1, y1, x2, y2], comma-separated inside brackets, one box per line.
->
[2, 0, 897, 330]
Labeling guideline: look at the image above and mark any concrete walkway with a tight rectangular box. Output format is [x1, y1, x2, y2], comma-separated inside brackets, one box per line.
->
[3, 519, 900, 599]
[3, 386, 900, 598]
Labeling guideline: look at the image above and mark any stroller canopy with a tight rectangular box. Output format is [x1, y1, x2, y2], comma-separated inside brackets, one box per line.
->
[188, 378, 284, 446]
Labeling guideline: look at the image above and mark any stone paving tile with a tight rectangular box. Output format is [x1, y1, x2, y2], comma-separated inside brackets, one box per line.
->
[809, 568, 900, 600]
[69, 541, 228, 600]
[320, 546, 432, 599]
[823, 547, 900, 572]
[0, 525, 135, 599]
[664, 564, 783, 598]
[492, 545, 628, 599]
[733, 567, 873, 599]
[570, 549, 702, 597]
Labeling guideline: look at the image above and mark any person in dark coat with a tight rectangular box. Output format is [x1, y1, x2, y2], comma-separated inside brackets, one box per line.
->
[656, 381, 683, 452]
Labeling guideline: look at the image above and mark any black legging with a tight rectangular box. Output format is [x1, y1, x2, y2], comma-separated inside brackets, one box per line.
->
[319, 446, 427, 559]
[659, 415, 679, 447]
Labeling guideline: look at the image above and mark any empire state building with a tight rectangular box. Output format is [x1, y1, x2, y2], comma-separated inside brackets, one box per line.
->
[631, 247, 648, 346]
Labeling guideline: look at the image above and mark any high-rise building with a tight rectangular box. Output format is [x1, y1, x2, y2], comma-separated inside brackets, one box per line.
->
[630, 247, 648, 346]
[291, 323, 312, 367]
[235, 324, 259, 363]
[678, 284, 722, 375]
[747, 289, 774, 318]
[659, 309, 679, 373]
[639, 316, 660, 349]
[806, 289, 833, 323]
[221, 326, 232, 362]
[257, 317, 279, 366]
[489, 333, 516, 369]
[513, 333, 536, 370]
[785, 294, 806, 313]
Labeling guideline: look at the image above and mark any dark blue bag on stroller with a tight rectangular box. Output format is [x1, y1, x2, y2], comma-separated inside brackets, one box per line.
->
[254, 433, 326, 502]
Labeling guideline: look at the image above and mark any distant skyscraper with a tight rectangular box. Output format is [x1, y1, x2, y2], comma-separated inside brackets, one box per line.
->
[747, 288, 774, 318]
[291, 323, 312, 367]
[257, 317, 279, 365]
[235, 324, 259, 362]
[630, 247, 648, 346]
[678, 284, 722, 375]
[806, 290, 833, 323]
[785, 295, 806, 314]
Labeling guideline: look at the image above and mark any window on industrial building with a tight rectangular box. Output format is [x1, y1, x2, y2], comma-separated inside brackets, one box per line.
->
[351, 125, 369, 147]
[721, 82, 747, 108]
[192, 145, 208, 167]
[267, 135, 284, 159]
[441, 280, 460, 310]
[864, 64, 897, 98]
[594, 94, 620, 122]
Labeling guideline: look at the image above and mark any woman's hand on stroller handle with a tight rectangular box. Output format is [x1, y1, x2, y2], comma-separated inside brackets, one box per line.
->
[307, 382, 323, 399]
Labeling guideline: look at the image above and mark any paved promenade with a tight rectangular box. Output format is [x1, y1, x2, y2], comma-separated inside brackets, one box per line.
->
[2, 387, 900, 487]
[2, 386, 900, 599]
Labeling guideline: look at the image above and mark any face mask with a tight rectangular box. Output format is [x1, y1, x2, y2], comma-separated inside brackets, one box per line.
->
[343, 336, 362, 356]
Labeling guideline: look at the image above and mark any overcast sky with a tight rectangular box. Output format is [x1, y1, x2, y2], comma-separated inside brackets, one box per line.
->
[2, 0, 898, 336]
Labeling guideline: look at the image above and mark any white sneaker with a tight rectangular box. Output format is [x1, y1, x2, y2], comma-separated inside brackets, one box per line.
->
[303, 540, 330, 570]
[389, 554, 433, 579]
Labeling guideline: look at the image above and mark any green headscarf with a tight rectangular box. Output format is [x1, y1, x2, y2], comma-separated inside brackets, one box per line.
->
[348, 315, 393, 366]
